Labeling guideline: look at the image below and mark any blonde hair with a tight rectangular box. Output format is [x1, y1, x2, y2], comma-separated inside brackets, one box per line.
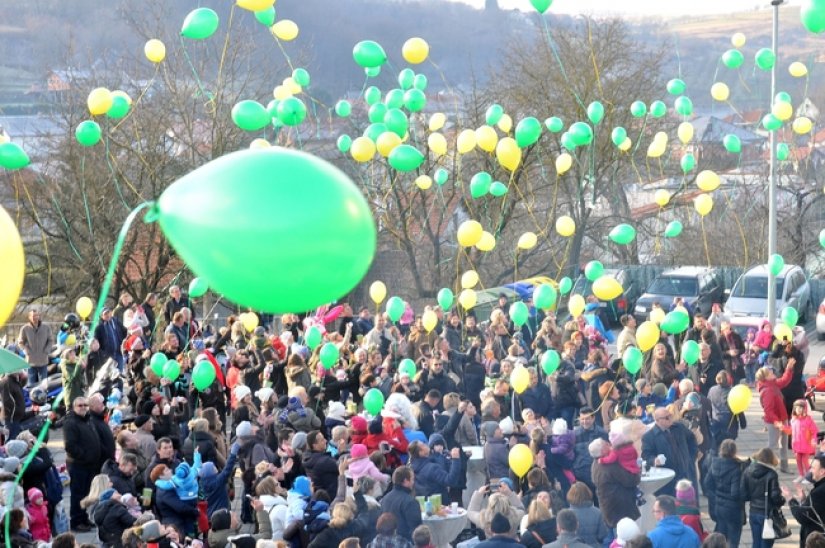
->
[529, 427, 546, 456]
[189, 418, 209, 432]
[443, 393, 460, 410]
[81, 474, 112, 509]
[527, 499, 552, 527]
[330, 501, 355, 528]
[481, 494, 521, 537]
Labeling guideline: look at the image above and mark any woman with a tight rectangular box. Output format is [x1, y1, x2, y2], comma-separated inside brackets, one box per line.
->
[581, 349, 611, 411]
[256, 477, 288, 540]
[182, 418, 219, 467]
[307, 500, 364, 548]
[598, 382, 620, 429]
[705, 440, 746, 548]
[200, 407, 228, 468]
[757, 365, 794, 472]
[3, 508, 36, 548]
[770, 339, 806, 419]
[551, 342, 581, 427]
[648, 343, 677, 386]
[467, 485, 525, 539]
[519, 497, 557, 548]
[567, 482, 609, 548]
[741, 448, 785, 548]
[231, 385, 260, 428]
[81, 474, 113, 525]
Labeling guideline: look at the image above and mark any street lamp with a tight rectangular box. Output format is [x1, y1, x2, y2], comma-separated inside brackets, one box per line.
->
[767, 0, 784, 327]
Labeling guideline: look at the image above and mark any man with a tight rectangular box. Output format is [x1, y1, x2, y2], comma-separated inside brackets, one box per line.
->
[476, 512, 526, 547]
[365, 313, 401, 358]
[0, 372, 27, 439]
[685, 314, 706, 344]
[94, 307, 127, 371]
[133, 414, 157, 462]
[143, 437, 180, 493]
[164, 312, 189, 351]
[302, 430, 339, 497]
[141, 293, 158, 342]
[102, 453, 138, 497]
[573, 408, 609, 494]
[88, 393, 116, 468]
[546, 509, 591, 548]
[642, 408, 698, 496]
[407, 441, 463, 500]
[163, 285, 192, 325]
[116, 431, 148, 492]
[354, 307, 374, 338]
[112, 292, 134, 327]
[647, 495, 700, 548]
[63, 396, 102, 532]
[380, 466, 422, 541]
[416, 390, 441, 438]
[419, 359, 457, 398]
[18, 309, 53, 386]
[616, 315, 638, 356]
[518, 367, 552, 420]
[784, 455, 825, 545]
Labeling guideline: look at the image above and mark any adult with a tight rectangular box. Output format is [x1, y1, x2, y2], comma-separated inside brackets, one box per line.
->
[550, 342, 581, 427]
[89, 393, 116, 468]
[784, 455, 825, 547]
[17, 309, 53, 386]
[616, 315, 638, 357]
[519, 367, 553, 421]
[573, 409, 608, 495]
[164, 312, 188, 352]
[642, 408, 698, 496]
[704, 440, 746, 548]
[115, 431, 148, 492]
[0, 373, 27, 440]
[590, 439, 641, 529]
[367, 512, 415, 548]
[420, 358, 458, 398]
[476, 512, 526, 548]
[647, 495, 700, 548]
[163, 285, 192, 325]
[648, 343, 677, 387]
[519, 496, 556, 548]
[151, 464, 199, 537]
[756, 365, 794, 473]
[133, 414, 157, 462]
[742, 448, 785, 548]
[706, 304, 729, 336]
[93, 488, 137, 547]
[706, 372, 746, 453]
[141, 293, 158, 342]
[718, 322, 745, 383]
[566, 482, 609, 548]
[143, 437, 180, 495]
[407, 441, 463, 500]
[545, 509, 590, 548]
[468, 484, 526, 539]
[307, 501, 365, 548]
[771, 339, 807, 420]
[380, 467, 422, 541]
[302, 430, 339, 498]
[94, 307, 127, 371]
[102, 453, 138, 497]
[691, 343, 722, 397]
[63, 396, 102, 532]
[182, 418, 219, 467]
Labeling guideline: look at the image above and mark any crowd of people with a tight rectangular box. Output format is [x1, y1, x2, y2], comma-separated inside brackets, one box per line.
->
[0, 287, 823, 548]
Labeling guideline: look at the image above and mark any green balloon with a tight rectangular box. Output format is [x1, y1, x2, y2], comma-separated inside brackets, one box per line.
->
[413, 74, 428, 91]
[399, 358, 416, 378]
[587, 101, 605, 125]
[0, 143, 30, 170]
[403, 89, 426, 112]
[584, 261, 604, 282]
[368, 104, 388, 124]
[292, 68, 310, 87]
[254, 6, 276, 26]
[383, 108, 409, 137]
[768, 253, 784, 276]
[388, 145, 424, 172]
[802, 0, 825, 33]
[386, 296, 405, 322]
[156, 148, 376, 313]
[724, 134, 742, 154]
[188, 277, 208, 298]
[533, 283, 557, 310]
[560, 132, 577, 151]
[486, 104, 504, 126]
[162, 360, 181, 381]
[266, 99, 280, 118]
[622, 347, 643, 375]
[335, 100, 352, 118]
[755, 48, 776, 71]
[510, 302, 528, 327]
[722, 49, 744, 69]
[530, 0, 553, 13]
[674, 96, 693, 116]
[305, 326, 322, 350]
[776, 92, 792, 104]
[762, 113, 782, 131]
[337, 134, 352, 153]
[781, 306, 799, 327]
[181, 8, 219, 40]
[515, 117, 542, 147]
[558, 277, 573, 295]
[434, 168, 449, 185]
[545, 117, 564, 133]
[150, 352, 167, 376]
[681, 153, 696, 173]
[384, 89, 405, 109]
[365, 66, 381, 77]
[609, 224, 636, 245]
[630, 101, 647, 118]
[611, 127, 627, 146]
[649, 101, 667, 118]
[660, 310, 689, 334]
[541, 349, 560, 375]
[319, 342, 339, 369]
[664, 221, 683, 238]
[363, 388, 385, 415]
[364, 86, 381, 106]
[106, 96, 130, 119]
[490, 181, 508, 197]
[437, 288, 454, 311]
[470, 172, 492, 199]
[192, 360, 216, 391]
[232, 100, 270, 131]
[75, 120, 102, 147]
[352, 40, 387, 68]
[276, 97, 306, 126]
[398, 68, 415, 90]
[681, 340, 700, 365]
[777, 143, 790, 161]
[569, 122, 593, 145]
[364, 124, 386, 144]
[820, 228, 825, 248]
[667, 79, 686, 96]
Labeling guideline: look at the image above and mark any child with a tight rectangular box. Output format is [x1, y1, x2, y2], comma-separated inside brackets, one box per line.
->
[675, 479, 707, 541]
[806, 359, 825, 393]
[120, 493, 142, 518]
[521, 408, 539, 434]
[25, 487, 50, 542]
[350, 415, 368, 446]
[743, 328, 759, 387]
[791, 399, 819, 482]
[753, 320, 774, 353]
[601, 431, 645, 506]
[549, 418, 576, 485]
[610, 517, 641, 548]
[347, 444, 389, 485]
[172, 450, 202, 501]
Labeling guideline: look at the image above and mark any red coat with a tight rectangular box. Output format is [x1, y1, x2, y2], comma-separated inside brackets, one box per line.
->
[364, 419, 409, 468]
[759, 366, 794, 424]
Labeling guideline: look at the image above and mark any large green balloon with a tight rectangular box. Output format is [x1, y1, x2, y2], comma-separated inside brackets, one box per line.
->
[75, 121, 102, 147]
[781, 306, 799, 327]
[666, 79, 686, 96]
[681, 153, 695, 173]
[364, 123, 387, 143]
[434, 168, 449, 186]
[630, 101, 647, 118]
[386, 296, 405, 322]
[768, 253, 784, 276]
[820, 228, 825, 248]
[515, 117, 542, 147]
[674, 96, 693, 116]
[232, 100, 270, 131]
[722, 49, 744, 69]
[681, 340, 700, 365]
[388, 145, 424, 172]
[277, 97, 306, 126]
[368, 104, 388, 124]
[762, 114, 782, 131]
[470, 172, 492, 199]
[384, 89, 405, 109]
[413, 74, 428, 91]
[399, 358, 416, 378]
[192, 360, 216, 391]
[776, 92, 792, 104]
[162, 360, 181, 381]
[509, 302, 528, 327]
[660, 310, 689, 334]
[383, 108, 409, 137]
[150, 352, 167, 377]
[486, 104, 504, 126]
[106, 96, 130, 119]
[649, 101, 667, 118]
[188, 277, 208, 298]
[530, 0, 553, 13]
[337, 134, 352, 153]
[755, 48, 776, 71]
[437, 288, 453, 311]
[397, 68, 415, 90]
[586, 102, 604, 125]
[609, 224, 636, 245]
[363, 388, 385, 415]
[723, 134, 742, 154]
[364, 86, 381, 106]
[541, 349, 560, 375]
[353, 40, 387, 68]
[584, 260, 604, 282]
[0, 143, 29, 170]
[802, 0, 825, 33]
[569, 122, 593, 146]
[664, 221, 683, 238]
[319, 342, 339, 369]
[403, 89, 426, 112]
[305, 326, 322, 350]
[560, 132, 577, 151]
[623, 347, 643, 375]
[181, 8, 220, 40]
[365, 66, 381, 77]
[611, 127, 627, 146]
[490, 181, 508, 197]
[533, 283, 557, 310]
[292, 68, 310, 87]
[545, 117, 564, 133]
[156, 148, 376, 313]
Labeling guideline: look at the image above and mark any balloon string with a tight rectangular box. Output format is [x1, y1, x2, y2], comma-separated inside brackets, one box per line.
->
[79, 155, 107, 271]
[215, 4, 238, 95]
[586, 19, 605, 99]
[110, 64, 159, 133]
[179, 36, 214, 111]
[555, 237, 572, 280]
[700, 216, 710, 267]
[539, 16, 586, 111]
[102, 134, 139, 209]
[721, 187, 749, 267]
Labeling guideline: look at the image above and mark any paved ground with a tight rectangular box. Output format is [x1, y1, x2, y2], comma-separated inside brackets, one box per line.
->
[50, 328, 825, 546]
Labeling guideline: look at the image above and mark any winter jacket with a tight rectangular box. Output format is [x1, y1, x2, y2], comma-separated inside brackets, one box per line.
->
[646, 515, 700, 548]
[675, 504, 707, 541]
[591, 460, 641, 528]
[600, 444, 640, 474]
[90, 410, 117, 467]
[26, 502, 50, 542]
[307, 520, 365, 548]
[791, 415, 819, 455]
[102, 459, 137, 497]
[380, 485, 422, 540]
[409, 454, 463, 499]
[570, 503, 610, 548]
[155, 480, 199, 536]
[519, 383, 553, 420]
[0, 375, 25, 423]
[550, 360, 580, 409]
[63, 411, 102, 467]
[286, 408, 322, 433]
[545, 531, 591, 548]
[706, 384, 746, 442]
[259, 493, 289, 540]
[789, 476, 825, 547]
[758, 364, 794, 424]
[421, 370, 458, 397]
[18, 322, 52, 366]
[519, 518, 557, 548]
[704, 455, 746, 523]
[94, 498, 137, 547]
[573, 425, 608, 484]
[182, 430, 219, 467]
[302, 450, 339, 498]
[348, 457, 389, 484]
[741, 461, 784, 515]
[484, 437, 511, 480]
[641, 422, 698, 495]
[550, 431, 575, 462]
[200, 451, 238, 517]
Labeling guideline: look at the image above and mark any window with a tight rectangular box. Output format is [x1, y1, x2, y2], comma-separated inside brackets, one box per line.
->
[731, 276, 784, 299]
[648, 276, 699, 296]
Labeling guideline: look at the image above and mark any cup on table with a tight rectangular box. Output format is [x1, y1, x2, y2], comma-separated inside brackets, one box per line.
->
[450, 502, 459, 513]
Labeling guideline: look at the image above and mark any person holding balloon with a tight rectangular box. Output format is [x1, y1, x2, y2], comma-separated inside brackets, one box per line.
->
[756, 364, 795, 474]
[770, 338, 807, 421]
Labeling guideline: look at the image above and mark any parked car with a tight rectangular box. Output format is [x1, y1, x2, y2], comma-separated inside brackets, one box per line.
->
[633, 266, 725, 323]
[724, 264, 811, 321]
[570, 268, 643, 327]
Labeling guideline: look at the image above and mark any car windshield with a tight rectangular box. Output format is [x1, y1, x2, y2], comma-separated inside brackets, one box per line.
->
[647, 276, 698, 297]
[731, 276, 784, 299]
[572, 278, 593, 295]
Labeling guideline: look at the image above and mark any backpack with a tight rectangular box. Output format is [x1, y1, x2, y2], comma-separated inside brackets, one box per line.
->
[44, 466, 63, 504]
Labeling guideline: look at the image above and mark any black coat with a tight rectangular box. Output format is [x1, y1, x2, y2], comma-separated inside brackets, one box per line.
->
[102, 459, 138, 497]
[0, 375, 25, 423]
[307, 520, 365, 548]
[182, 430, 219, 467]
[573, 425, 608, 485]
[741, 461, 784, 515]
[63, 412, 102, 468]
[94, 499, 136, 547]
[519, 383, 553, 419]
[155, 485, 199, 535]
[520, 518, 557, 548]
[90, 410, 116, 467]
[704, 455, 746, 524]
[789, 477, 825, 547]
[591, 460, 641, 528]
[302, 450, 339, 498]
[380, 485, 422, 540]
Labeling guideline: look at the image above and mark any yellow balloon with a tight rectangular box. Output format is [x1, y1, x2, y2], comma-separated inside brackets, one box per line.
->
[422, 309, 438, 332]
[283, 77, 302, 95]
[65, 334, 77, 347]
[774, 323, 793, 342]
[0, 206, 24, 329]
[350, 137, 376, 163]
[731, 32, 746, 48]
[789, 62, 808, 78]
[517, 232, 538, 250]
[429, 113, 446, 132]
[555, 153, 573, 175]
[241, 312, 259, 332]
[694, 193, 713, 217]
[144, 39, 166, 63]
[402, 37, 429, 64]
[772, 101, 793, 122]
[369, 281, 387, 304]
[415, 175, 433, 190]
[647, 139, 666, 158]
[618, 137, 632, 152]
[636, 321, 660, 352]
[237, 0, 275, 10]
[497, 114, 512, 133]
[461, 270, 480, 289]
[457, 129, 476, 154]
[677, 122, 694, 144]
[511, 366, 530, 395]
[273, 85, 292, 100]
[76, 296, 94, 320]
[696, 170, 720, 192]
[654, 189, 671, 207]
[508, 444, 533, 478]
[592, 276, 623, 301]
[87, 87, 113, 116]
[475, 125, 499, 153]
[457, 220, 483, 247]
[710, 82, 729, 102]
[476, 231, 496, 252]
[458, 289, 477, 310]
[728, 384, 752, 414]
[556, 216, 575, 237]
[0, 133, 9, 145]
[496, 137, 521, 171]
[649, 307, 666, 324]
[427, 132, 447, 156]
[272, 20, 299, 41]
[376, 132, 402, 157]
[793, 117, 813, 135]
[568, 294, 585, 318]
[249, 138, 271, 149]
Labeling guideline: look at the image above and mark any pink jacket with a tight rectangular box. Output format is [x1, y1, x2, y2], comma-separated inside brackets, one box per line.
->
[791, 414, 819, 454]
[347, 457, 389, 484]
[26, 502, 50, 542]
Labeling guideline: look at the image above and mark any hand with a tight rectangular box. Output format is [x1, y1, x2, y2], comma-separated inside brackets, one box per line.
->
[195, 446, 200, 454]
[283, 458, 294, 474]
[537, 450, 547, 469]
[781, 485, 792, 499]
[458, 401, 468, 414]
[162, 404, 171, 415]
[339, 457, 350, 475]
[796, 484, 806, 499]
[450, 448, 460, 459]
[250, 498, 263, 511]
[654, 457, 665, 467]
[230, 442, 240, 456]
[788, 358, 796, 367]
[477, 485, 489, 495]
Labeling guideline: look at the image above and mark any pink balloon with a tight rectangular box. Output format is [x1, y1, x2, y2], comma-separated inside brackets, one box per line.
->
[323, 305, 344, 324]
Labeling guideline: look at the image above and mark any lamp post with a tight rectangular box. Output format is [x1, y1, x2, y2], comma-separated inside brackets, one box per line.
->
[767, 0, 784, 327]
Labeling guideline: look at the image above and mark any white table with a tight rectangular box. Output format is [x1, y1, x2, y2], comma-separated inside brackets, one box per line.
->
[423, 508, 469, 548]
[464, 445, 486, 508]
[637, 467, 675, 533]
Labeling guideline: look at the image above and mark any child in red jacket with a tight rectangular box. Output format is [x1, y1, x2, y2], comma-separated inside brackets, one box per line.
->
[675, 480, 707, 541]
[26, 488, 50, 542]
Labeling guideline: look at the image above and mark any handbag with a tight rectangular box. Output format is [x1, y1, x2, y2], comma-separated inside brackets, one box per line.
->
[762, 480, 792, 540]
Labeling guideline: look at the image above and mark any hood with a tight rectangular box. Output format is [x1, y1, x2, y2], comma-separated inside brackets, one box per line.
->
[747, 461, 776, 480]
[658, 515, 694, 534]
[259, 494, 287, 510]
[428, 433, 446, 449]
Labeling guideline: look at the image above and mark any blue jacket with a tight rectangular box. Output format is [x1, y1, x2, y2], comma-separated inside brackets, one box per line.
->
[199, 451, 238, 517]
[647, 515, 700, 548]
[155, 480, 199, 536]
[409, 453, 462, 499]
[584, 308, 615, 343]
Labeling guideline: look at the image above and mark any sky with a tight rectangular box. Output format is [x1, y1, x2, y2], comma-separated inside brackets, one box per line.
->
[446, 0, 801, 17]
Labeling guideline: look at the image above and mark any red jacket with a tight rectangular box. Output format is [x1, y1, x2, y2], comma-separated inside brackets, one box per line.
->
[759, 366, 794, 424]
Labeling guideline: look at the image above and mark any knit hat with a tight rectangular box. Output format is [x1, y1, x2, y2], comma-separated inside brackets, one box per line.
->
[255, 387, 275, 404]
[552, 418, 568, 436]
[350, 415, 368, 433]
[121, 494, 136, 506]
[499, 417, 514, 435]
[326, 402, 346, 421]
[481, 421, 500, 440]
[277, 395, 289, 408]
[351, 444, 368, 459]
[490, 512, 511, 534]
[199, 462, 218, 478]
[291, 431, 308, 453]
[27, 487, 43, 504]
[652, 383, 668, 399]
[236, 421, 254, 438]
[4, 440, 27, 459]
[634, 378, 648, 392]
[100, 488, 116, 503]
[499, 478, 514, 491]
[676, 479, 696, 504]
[234, 385, 251, 402]
[139, 520, 163, 542]
[608, 430, 629, 447]
[615, 517, 641, 545]
[211, 509, 232, 531]
[134, 415, 152, 428]
[291, 476, 311, 498]
[428, 433, 446, 450]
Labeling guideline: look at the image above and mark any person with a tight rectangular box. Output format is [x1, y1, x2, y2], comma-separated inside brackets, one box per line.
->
[741, 448, 785, 548]
[93, 488, 137, 548]
[616, 315, 637, 356]
[642, 408, 698, 495]
[718, 322, 744, 382]
[474, 511, 526, 547]
[756, 365, 794, 473]
[544, 509, 590, 548]
[0, 372, 27, 440]
[590, 438, 641, 529]
[367, 512, 414, 548]
[307, 500, 365, 548]
[152, 464, 199, 537]
[407, 441, 462, 500]
[566, 482, 609, 548]
[4, 508, 37, 548]
[519, 367, 553, 421]
[348, 444, 389, 486]
[704, 440, 746, 548]
[200, 442, 240, 517]
[707, 305, 729, 336]
[94, 307, 127, 371]
[163, 286, 192, 325]
[18, 309, 53, 386]
[89, 393, 117, 468]
[303, 430, 339, 497]
[519, 498, 556, 548]
[807, 533, 825, 548]
[550, 343, 581, 428]
[573, 408, 608, 495]
[63, 396, 102, 532]
[791, 399, 819, 482]
[411, 525, 433, 548]
[380, 467, 422, 541]
[647, 495, 700, 548]
[610, 518, 641, 548]
[26, 487, 50, 542]
[674, 480, 706, 541]
[102, 453, 138, 497]
[783, 455, 825, 547]
[706, 373, 746, 453]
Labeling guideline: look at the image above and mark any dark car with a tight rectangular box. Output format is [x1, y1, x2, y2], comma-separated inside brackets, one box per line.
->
[570, 268, 643, 327]
[633, 266, 725, 323]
